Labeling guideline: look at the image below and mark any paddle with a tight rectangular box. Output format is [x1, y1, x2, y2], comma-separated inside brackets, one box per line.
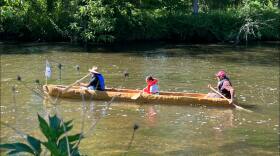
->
[131, 91, 143, 100]
[62, 73, 91, 93]
[208, 85, 252, 113]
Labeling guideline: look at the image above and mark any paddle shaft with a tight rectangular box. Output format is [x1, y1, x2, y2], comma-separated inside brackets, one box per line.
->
[63, 73, 91, 92]
[209, 86, 252, 112]
[209, 86, 232, 103]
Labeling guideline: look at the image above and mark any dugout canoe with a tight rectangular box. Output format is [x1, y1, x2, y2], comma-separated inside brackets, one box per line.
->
[43, 85, 233, 107]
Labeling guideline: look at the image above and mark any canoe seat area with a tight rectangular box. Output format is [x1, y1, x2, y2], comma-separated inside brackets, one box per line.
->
[106, 88, 207, 98]
[138, 93, 230, 106]
[158, 92, 206, 98]
[45, 85, 206, 98]
[105, 88, 140, 93]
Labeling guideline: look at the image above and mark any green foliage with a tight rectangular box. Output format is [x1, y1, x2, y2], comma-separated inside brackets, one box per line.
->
[27, 135, 42, 155]
[0, 0, 279, 43]
[70, 0, 138, 43]
[0, 142, 38, 155]
[233, 0, 280, 42]
[0, 114, 83, 156]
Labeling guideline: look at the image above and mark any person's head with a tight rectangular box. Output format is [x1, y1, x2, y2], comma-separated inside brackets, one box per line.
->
[215, 70, 226, 80]
[88, 66, 99, 76]
[146, 75, 154, 83]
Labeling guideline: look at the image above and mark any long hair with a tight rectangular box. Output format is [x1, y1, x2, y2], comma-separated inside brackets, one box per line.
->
[146, 76, 154, 82]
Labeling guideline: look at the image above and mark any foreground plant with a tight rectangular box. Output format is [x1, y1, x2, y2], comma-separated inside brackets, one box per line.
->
[0, 114, 83, 156]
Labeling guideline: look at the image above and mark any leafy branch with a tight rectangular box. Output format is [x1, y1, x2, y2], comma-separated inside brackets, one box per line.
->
[235, 17, 275, 44]
[0, 114, 83, 156]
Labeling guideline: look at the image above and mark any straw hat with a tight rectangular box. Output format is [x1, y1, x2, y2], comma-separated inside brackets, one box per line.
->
[88, 66, 99, 74]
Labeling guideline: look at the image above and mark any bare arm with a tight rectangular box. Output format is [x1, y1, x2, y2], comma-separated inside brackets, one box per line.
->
[79, 76, 97, 87]
[208, 84, 218, 89]
[79, 82, 88, 87]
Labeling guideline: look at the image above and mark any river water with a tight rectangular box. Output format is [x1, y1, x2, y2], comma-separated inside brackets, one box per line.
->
[0, 42, 279, 156]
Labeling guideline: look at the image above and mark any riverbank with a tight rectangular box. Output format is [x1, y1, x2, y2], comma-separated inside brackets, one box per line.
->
[1, 1, 279, 45]
[1, 41, 279, 54]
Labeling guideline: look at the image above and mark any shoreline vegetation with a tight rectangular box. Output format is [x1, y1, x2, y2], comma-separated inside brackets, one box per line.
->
[0, 0, 279, 46]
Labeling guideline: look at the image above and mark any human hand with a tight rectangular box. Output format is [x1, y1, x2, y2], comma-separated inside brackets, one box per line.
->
[208, 84, 212, 88]
[229, 99, 233, 104]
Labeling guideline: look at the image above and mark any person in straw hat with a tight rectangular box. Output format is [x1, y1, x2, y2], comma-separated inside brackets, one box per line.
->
[79, 66, 105, 91]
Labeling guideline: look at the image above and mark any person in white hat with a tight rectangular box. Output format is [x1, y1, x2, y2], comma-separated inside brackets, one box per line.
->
[79, 66, 105, 91]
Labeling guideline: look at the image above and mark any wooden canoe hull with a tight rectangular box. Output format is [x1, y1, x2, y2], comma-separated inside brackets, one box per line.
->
[43, 85, 232, 107]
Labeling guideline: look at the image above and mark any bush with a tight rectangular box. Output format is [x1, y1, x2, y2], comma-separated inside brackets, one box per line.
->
[1, 0, 279, 44]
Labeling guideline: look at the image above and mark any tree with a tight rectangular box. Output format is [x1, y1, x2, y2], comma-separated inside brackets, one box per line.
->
[193, 0, 199, 15]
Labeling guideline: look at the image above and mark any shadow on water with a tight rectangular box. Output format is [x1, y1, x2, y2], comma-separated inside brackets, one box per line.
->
[0, 42, 169, 54]
[0, 42, 279, 67]
[0, 42, 84, 54]
[164, 148, 214, 156]
[219, 139, 279, 156]
[237, 102, 258, 109]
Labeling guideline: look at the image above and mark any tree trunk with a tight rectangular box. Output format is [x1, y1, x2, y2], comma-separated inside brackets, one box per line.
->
[193, 0, 199, 15]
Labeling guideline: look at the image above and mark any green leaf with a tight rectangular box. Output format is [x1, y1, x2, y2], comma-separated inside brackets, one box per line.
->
[68, 133, 84, 143]
[49, 114, 61, 130]
[57, 120, 74, 138]
[27, 135, 42, 155]
[71, 147, 81, 156]
[64, 120, 73, 127]
[0, 143, 35, 155]
[12, 143, 34, 154]
[58, 133, 83, 149]
[64, 120, 74, 132]
[38, 114, 51, 136]
[65, 123, 73, 132]
[49, 114, 64, 140]
[42, 141, 64, 156]
[7, 150, 22, 155]
[37, 113, 56, 141]
[0, 143, 15, 149]
[57, 133, 83, 155]
[60, 120, 73, 131]
[57, 137, 68, 155]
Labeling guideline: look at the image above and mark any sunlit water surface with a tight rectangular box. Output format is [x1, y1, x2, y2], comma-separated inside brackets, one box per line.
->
[0, 42, 279, 156]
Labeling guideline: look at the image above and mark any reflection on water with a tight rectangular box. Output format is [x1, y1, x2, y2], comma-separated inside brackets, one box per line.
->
[0, 42, 279, 155]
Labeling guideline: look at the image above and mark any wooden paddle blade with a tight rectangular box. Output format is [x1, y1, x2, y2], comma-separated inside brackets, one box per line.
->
[209, 86, 253, 113]
[131, 93, 141, 100]
[233, 104, 253, 113]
